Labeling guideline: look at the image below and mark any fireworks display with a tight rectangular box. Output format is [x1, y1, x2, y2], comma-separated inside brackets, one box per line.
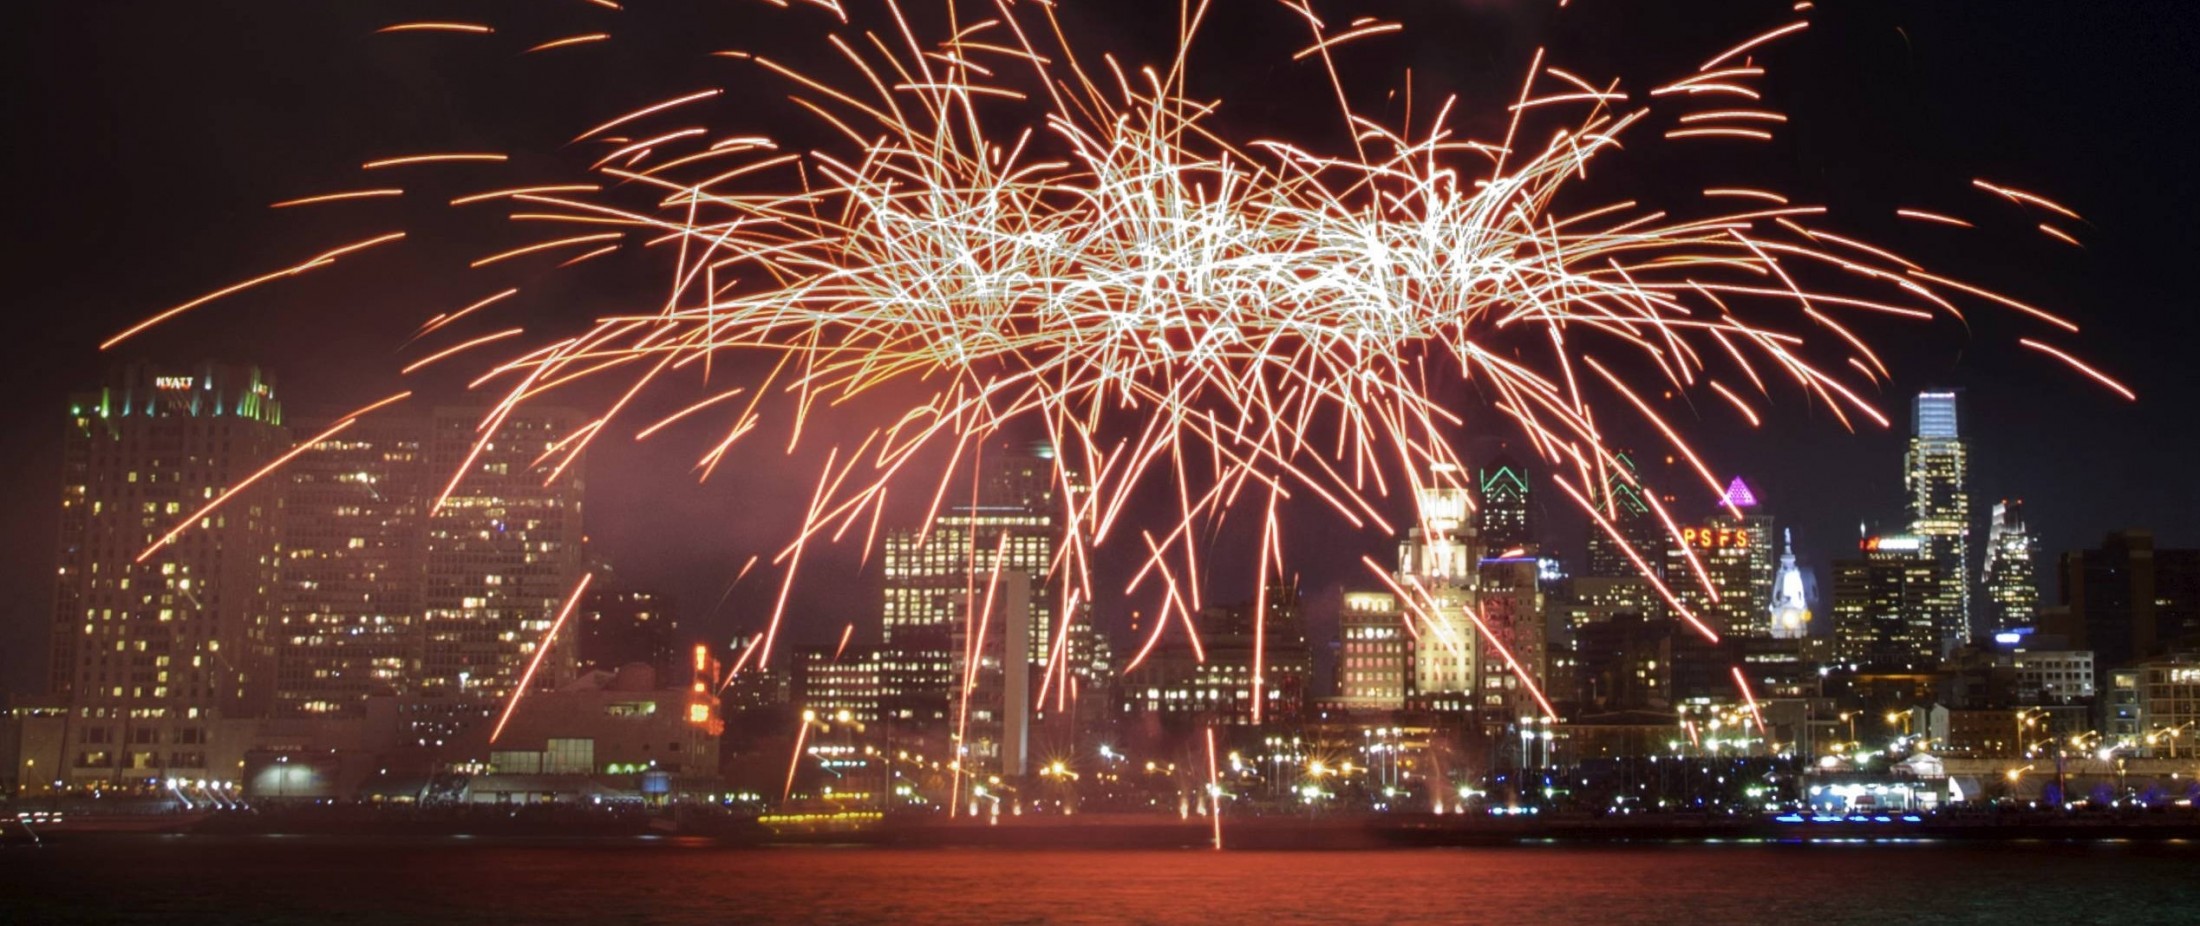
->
[105, 0, 2127, 740]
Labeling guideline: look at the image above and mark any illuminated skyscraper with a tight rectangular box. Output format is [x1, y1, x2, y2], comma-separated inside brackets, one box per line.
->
[1725, 478, 1779, 633]
[1335, 591, 1411, 711]
[52, 363, 289, 786]
[1659, 478, 1774, 636]
[276, 413, 430, 716]
[1476, 451, 1533, 555]
[1981, 500, 2040, 633]
[1832, 534, 1942, 670]
[1583, 451, 1661, 579]
[1399, 466, 1481, 698]
[1664, 521, 1758, 637]
[1905, 390, 1971, 647]
[418, 407, 588, 702]
[879, 442, 1069, 732]
[1476, 553, 1546, 717]
[1121, 585, 1312, 725]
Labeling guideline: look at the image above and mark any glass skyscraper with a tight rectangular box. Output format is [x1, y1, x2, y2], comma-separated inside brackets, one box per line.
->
[1981, 499, 2040, 632]
[1905, 390, 1971, 648]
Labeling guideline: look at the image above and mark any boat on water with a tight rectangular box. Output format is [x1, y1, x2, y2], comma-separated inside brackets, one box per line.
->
[5, 809, 213, 843]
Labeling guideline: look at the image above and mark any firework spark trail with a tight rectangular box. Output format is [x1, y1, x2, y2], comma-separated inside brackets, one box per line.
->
[831, 622, 856, 661]
[111, 0, 2133, 740]
[1204, 726, 1224, 851]
[783, 714, 814, 803]
[1731, 666, 1767, 738]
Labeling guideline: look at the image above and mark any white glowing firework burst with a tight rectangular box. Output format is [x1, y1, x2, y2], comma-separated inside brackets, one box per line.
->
[115, 0, 2129, 732]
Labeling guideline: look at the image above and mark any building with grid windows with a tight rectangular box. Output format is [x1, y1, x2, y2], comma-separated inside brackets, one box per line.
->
[51, 363, 289, 786]
[1905, 391, 1972, 647]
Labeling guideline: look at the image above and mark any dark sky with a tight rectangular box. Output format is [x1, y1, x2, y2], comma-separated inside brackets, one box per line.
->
[5, 0, 2198, 696]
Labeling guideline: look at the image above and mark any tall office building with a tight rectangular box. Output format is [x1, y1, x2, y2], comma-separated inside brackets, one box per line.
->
[2056, 531, 2200, 670]
[879, 442, 1068, 730]
[51, 363, 289, 785]
[1476, 553, 1546, 717]
[1662, 477, 1776, 637]
[1831, 534, 1943, 670]
[418, 406, 588, 701]
[1905, 391, 1971, 647]
[1335, 591, 1411, 711]
[1726, 478, 1779, 632]
[1399, 467, 1481, 698]
[1981, 500, 2040, 632]
[1583, 451, 1662, 580]
[1476, 451, 1534, 555]
[275, 413, 430, 716]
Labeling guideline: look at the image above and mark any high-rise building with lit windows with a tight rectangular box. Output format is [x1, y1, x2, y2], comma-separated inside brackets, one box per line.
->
[1335, 591, 1411, 710]
[878, 442, 1074, 731]
[2056, 531, 2200, 671]
[1832, 534, 1943, 670]
[1121, 584, 1311, 725]
[1476, 451, 1533, 555]
[1905, 390, 1971, 647]
[418, 406, 587, 702]
[1572, 451, 1680, 630]
[1583, 451, 1662, 580]
[1661, 477, 1777, 637]
[51, 363, 289, 786]
[275, 413, 430, 716]
[1399, 466, 1481, 698]
[1981, 500, 2040, 632]
[1476, 554, 1546, 716]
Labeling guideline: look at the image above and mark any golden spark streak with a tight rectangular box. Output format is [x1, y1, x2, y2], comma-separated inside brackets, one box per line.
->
[377, 22, 493, 35]
[2020, 339, 2135, 401]
[527, 33, 610, 53]
[270, 188, 403, 209]
[102, 232, 404, 349]
[402, 327, 526, 374]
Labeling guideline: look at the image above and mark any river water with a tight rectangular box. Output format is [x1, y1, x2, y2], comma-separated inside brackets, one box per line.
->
[4, 836, 2195, 925]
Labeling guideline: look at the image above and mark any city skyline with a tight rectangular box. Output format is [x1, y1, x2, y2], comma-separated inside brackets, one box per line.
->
[9, 358, 2176, 700]
[0, 0, 2191, 725]
[27, 358, 2183, 708]
[14, 21, 2200, 925]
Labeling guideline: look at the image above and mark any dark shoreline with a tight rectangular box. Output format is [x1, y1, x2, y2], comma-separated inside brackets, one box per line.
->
[12, 809, 2200, 848]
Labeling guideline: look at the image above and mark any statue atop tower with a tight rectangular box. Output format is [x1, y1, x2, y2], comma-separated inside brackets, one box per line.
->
[1769, 529, 1810, 640]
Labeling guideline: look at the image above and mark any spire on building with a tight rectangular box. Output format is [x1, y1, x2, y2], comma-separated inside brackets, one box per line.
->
[1768, 529, 1810, 639]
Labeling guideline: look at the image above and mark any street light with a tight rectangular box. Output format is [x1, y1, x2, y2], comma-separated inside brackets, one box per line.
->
[2147, 722, 2195, 759]
[2014, 708, 2051, 759]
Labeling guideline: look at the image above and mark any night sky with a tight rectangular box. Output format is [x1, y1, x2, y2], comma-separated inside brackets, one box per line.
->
[5, 0, 2198, 697]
